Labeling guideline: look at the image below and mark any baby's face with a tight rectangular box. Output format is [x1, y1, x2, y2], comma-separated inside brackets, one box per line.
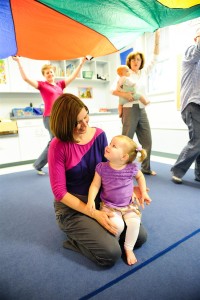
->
[104, 137, 127, 163]
[123, 67, 130, 77]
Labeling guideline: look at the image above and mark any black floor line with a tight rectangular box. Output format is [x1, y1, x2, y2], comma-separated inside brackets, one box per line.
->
[80, 228, 200, 300]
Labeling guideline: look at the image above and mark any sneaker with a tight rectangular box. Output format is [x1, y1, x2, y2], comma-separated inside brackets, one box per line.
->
[37, 169, 46, 176]
[142, 170, 157, 176]
[172, 175, 182, 184]
[33, 164, 45, 176]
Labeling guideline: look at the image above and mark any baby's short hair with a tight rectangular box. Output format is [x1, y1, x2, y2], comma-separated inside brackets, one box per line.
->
[117, 65, 128, 76]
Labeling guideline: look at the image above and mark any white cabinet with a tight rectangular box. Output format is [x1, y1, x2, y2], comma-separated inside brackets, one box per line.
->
[0, 136, 20, 164]
[17, 119, 49, 161]
[0, 119, 49, 164]
[50, 58, 110, 83]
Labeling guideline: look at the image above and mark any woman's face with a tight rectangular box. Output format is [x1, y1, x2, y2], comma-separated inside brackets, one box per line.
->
[43, 68, 55, 82]
[73, 108, 89, 136]
[130, 54, 142, 72]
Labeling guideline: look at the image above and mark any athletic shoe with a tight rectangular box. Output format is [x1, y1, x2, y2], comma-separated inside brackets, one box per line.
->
[37, 169, 46, 176]
[142, 170, 157, 176]
[172, 175, 182, 184]
[33, 164, 45, 175]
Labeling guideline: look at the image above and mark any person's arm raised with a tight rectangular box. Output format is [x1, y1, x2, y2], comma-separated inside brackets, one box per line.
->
[12, 56, 38, 89]
[154, 29, 160, 55]
[64, 57, 86, 86]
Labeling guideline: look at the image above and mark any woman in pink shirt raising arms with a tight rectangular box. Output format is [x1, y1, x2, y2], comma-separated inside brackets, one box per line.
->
[12, 56, 86, 175]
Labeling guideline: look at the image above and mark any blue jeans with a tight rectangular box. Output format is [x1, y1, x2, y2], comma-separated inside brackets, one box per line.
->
[171, 103, 200, 180]
[33, 116, 54, 170]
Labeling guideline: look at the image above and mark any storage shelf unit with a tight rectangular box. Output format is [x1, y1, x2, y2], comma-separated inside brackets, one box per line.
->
[50, 58, 110, 83]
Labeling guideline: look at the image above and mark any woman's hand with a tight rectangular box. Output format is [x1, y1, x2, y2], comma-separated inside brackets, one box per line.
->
[79, 57, 87, 66]
[123, 92, 134, 101]
[92, 209, 118, 236]
[12, 56, 20, 62]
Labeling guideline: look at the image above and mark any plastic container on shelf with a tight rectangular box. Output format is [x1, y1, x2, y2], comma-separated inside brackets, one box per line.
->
[12, 107, 43, 117]
[82, 71, 93, 79]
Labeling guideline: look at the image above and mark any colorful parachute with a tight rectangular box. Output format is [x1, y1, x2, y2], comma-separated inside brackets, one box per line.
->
[1, 0, 200, 60]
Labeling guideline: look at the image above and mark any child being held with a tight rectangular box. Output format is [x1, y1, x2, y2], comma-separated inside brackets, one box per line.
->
[87, 135, 151, 266]
[117, 65, 150, 117]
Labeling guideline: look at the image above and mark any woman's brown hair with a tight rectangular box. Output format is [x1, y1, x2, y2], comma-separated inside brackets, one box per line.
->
[50, 93, 89, 142]
[126, 52, 145, 70]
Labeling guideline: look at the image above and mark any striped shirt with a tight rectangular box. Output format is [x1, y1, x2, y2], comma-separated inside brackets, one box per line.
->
[181, 42, 200, 113]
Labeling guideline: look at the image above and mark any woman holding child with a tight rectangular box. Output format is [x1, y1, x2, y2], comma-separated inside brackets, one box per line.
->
[48, 93, 150, 267]
[112, 30, 160, 175]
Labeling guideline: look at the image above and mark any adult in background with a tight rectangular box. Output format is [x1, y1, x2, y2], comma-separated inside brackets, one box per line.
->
[12, 56, 86, 175]
[48, 93, 148, 267]
[111, 29, 160, 175]
[171, 28, 200, 184]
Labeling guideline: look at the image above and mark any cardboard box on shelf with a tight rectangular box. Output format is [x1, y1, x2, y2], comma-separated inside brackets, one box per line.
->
[0, 119, 18, 135]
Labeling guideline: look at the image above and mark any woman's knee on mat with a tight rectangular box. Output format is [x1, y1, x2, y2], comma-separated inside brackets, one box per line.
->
[94, 241, 122, 267]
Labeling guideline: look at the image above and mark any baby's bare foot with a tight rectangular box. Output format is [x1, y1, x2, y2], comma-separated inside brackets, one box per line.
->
[125, 249, 137, 265]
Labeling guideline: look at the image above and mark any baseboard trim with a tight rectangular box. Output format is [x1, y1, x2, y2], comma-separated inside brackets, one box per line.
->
[152, 151, 178, 159]
[0, 160, 35, 169]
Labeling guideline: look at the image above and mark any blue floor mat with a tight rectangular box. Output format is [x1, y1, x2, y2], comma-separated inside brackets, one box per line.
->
[0, 162, 200, 300]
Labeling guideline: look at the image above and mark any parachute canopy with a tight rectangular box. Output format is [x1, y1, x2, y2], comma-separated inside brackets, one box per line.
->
[1, 0, 200, 59]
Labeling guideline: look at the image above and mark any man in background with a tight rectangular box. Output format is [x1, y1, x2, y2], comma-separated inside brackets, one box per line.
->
[171, 28, 200, 184]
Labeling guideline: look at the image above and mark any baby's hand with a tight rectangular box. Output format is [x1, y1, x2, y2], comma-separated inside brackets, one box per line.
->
[135, 191, 152, 209]
[141, 192, 152, 208]
[144, 196, 152, 206]
[133, 186, 151, 209]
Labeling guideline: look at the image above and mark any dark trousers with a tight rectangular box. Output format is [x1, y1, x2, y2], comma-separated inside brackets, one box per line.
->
[54, 194, 147, 267]
[122, 105, 152, 173]
[33, 116, 54, 170]
[171, 103, 200, 180]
